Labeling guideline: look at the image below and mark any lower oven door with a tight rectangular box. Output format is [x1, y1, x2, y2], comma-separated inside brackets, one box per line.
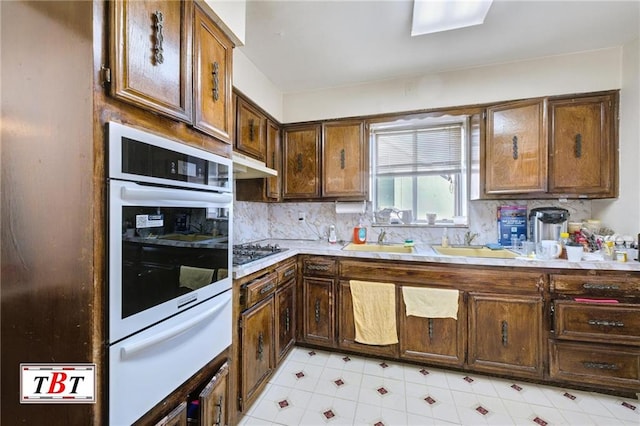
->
[109, 179, 233, 344]
[109, 288, 231, 425]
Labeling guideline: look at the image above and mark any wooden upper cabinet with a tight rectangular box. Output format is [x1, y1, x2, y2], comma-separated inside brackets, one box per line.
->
[236, 96, 267, 161]
[110, 0, 193, 122]
[193, 4, 233, 143]
[485, 98, 547, 195]
[322, 121, 368, 199]
[266, 120, 282, 199]
[548, 93, 617, 197]
[282, 124, 321, 199]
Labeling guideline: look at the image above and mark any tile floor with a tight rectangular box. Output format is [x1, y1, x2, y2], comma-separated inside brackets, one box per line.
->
[238, 347, 639, 426]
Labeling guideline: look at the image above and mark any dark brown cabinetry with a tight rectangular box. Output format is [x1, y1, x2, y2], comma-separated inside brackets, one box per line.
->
[337, 280, 398, 357]
[549, 272, 640, 393]
[398, 285, 466, 367]
[193, 4, 233, 143]
[239, 295, 274, 411]
[275, 272, 296, 363]
[235, 95, 267, 161]
[109, 0, 194, 122]
[283, 124, 322, 199]
[548, 92, 617, 197]
[485, 98, 547, 195]
[154, 401, 187, 426]
[322, 121, 368, 199]
[197, 362, 229, 426]
[468, 293, 544, 379]
[299, 256, 337, 345]
[266, 120, 282, 200]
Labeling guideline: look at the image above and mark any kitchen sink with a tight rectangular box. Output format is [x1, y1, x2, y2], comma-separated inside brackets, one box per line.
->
[432, 245, 519, 259]
[342, 242, 414, 253]
[158, 234, 216, 242]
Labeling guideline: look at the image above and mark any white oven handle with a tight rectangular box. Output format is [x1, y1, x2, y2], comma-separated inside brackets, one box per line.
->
[121, 185, 232, 205]
[120, 295, 230, 359]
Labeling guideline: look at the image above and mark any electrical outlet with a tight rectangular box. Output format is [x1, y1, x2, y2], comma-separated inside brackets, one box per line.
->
[298, 212, 305, 222]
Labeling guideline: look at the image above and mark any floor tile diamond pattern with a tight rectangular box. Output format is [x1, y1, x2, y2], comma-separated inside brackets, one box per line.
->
[241, 347, 640, 426]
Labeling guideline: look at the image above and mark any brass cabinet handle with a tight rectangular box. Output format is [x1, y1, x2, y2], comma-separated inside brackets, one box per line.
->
[212, 61, 219, 101]
[512, 136, 518, 160]
[575, 133, 582, 158]
[257, 332, 264, 361]
[152, 11, 164, 65]
[297, 153, 303, 172]
[428, 318, 434, 340]
[248, 118, 255, 141]
[214, 395, 223, 426]
[587, 319, 624, 327]
[285, 307, 290, 333]
[340, 149, 345, 170]
[583, 361, 618, 370]
[583, 283, 620, 290]
[501, 320, 508, 346]
[314, 299, 321, 323]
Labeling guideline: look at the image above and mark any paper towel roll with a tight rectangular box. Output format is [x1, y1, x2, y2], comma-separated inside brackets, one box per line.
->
[335, 201, 366, 214]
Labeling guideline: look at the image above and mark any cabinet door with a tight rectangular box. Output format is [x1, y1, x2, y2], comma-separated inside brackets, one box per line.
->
[302, 277, 335, 346]
[110, 0, 193, 122]
[322, 121, 368, 199]
[266, 120, 282, 199]
[236, 96, 266, 161]
[193, 4, 233, 143]
[275, 279, 296, 363]
[199, 362, 229, 426]
[337, 280, 397, 357]
[398, 286, 465, 367]
[548, 93, 616, 197]
[283, 125, 321, 199]
[239, 297, 274, 411]
[468, 293, 543, 379]
[153, 401, 187, 426]
[485, 99, 547, 194]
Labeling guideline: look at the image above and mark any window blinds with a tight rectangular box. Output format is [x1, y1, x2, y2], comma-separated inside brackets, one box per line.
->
[375, 124, 463, 175]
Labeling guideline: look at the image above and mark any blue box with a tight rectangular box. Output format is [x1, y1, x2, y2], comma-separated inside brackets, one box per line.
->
[497, 205, 527, 247]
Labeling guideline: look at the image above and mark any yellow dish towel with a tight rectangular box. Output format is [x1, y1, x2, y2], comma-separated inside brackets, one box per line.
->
[216, 268, 228, 280]
[350, 280, 398, 345]
[402, 287, 459, 319]
[179, 266, 214, 290]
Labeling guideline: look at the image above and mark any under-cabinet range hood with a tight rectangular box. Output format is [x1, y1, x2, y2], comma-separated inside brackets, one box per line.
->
[232, 152, 277, 179]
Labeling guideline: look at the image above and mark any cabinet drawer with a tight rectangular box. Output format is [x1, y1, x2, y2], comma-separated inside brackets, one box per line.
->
[276, 261, 297, 284]
[549, 341, 640, 390]
[555, 301, 640, 346]
[550, 273, 640, 296]
[241, 273, 277, 309]
[303, 257, 337, 277]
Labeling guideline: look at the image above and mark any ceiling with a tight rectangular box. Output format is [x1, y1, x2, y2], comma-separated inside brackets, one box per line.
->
[238, 0, 640, 94]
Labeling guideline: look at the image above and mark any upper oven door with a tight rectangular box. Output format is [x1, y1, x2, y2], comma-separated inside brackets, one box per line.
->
[108, 179, 233, 344]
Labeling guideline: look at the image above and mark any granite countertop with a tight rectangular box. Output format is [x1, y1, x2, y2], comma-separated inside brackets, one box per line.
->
[232, 239, 640, 279]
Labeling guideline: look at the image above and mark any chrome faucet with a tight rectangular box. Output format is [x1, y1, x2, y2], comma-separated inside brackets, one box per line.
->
[377, 229, 387, 244]
[464, 231, 478, 246]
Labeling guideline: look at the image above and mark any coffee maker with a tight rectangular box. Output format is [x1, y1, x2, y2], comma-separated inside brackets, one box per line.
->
[528, 207, 569, 243]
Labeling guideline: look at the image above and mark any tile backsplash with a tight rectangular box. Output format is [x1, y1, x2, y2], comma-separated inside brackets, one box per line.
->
[234, 199, 592, 245]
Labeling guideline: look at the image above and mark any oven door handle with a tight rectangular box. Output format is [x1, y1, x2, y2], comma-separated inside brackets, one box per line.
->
[120, 295, 230, 359]
[121, 185, 232, 204]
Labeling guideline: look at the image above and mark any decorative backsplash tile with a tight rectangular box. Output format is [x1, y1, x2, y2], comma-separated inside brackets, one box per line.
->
[234, 199, 592, 245]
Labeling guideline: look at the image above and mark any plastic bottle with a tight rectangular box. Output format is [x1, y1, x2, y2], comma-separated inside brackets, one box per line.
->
[328, 225, 337, 244]
[441, 227, 450, 248]
[559, 232, 570, 259]
[353, 218, 367, 244]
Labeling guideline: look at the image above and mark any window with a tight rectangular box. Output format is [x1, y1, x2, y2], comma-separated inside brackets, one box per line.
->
[371, 116, 468, 224]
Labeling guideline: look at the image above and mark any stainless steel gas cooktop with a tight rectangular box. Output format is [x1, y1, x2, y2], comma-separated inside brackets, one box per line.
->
[232, 243, 288, 266]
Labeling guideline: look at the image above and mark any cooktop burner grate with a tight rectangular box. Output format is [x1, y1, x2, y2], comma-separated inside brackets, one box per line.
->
[232, 243, 287, 266]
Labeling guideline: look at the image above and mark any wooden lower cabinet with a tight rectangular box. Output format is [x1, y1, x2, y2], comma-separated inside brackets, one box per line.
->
[275, 279, 296, 363]
[239, 297, 274, 411]
[154, 402, 187, 426]
[398, 285, 466, 367]
[337, 280, 397, 357]
[198, 363, 229, 426]
[467, 293, 544, 379]
[301, 276, 335, 346]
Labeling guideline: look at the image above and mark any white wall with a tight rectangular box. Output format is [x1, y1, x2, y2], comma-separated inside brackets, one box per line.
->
[592, 38, 640, 236]
[233, 49, 284, 121]
[282, 48, 622, 123]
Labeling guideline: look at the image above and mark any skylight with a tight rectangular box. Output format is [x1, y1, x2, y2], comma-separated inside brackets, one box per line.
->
[411, 0, 493, 36]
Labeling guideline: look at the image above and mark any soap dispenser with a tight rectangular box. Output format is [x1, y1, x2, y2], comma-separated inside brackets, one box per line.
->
[441, 227, 450, 248]
[328, 225, 337, 244]
[353, 217, 367, 244]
